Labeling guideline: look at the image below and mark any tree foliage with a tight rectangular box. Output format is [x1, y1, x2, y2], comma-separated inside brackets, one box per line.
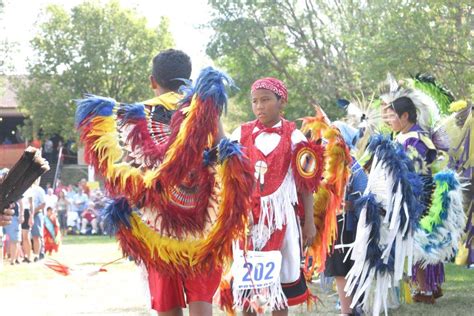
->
[0, 0, 14, 75]
[16, 0, 174, 140]
[207, 0, 473, 129]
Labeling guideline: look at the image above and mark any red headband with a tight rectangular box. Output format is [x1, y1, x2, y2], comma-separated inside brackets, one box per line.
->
[251, 77, 288, 102]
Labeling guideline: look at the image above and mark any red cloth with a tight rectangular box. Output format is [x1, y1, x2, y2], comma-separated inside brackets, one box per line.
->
[82, 210, 96, 222]
[240, 119, 295, 252]
[43, 215, 60, 255]
[147, 267, 222, 312]
[251, 77, 288, 101]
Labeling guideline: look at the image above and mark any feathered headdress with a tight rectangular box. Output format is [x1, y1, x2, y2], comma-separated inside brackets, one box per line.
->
[337, 94, 381, 135]
[379, 73, 443, 133]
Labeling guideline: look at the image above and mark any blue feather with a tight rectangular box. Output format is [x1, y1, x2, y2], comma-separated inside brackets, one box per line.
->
[363, 194, 383, 268]
[101, 197, 132, 236]
[367, 135, 426, 234]
[180, 67, 236, 115]
[433, 170, 459, 190]
[432, 170, 459, 226]
[218, 138, 243, 163]
[203, 148, 213, 167]
[337, 98, 350, 109]
[120, 103, 146, 122]
[75, 94, 116, 126]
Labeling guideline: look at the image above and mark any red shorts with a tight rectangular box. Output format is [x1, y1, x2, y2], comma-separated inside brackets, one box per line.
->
[147, 267, 222, 312]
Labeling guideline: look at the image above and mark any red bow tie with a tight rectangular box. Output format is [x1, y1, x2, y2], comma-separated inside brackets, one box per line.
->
[252, 122, 283, 141]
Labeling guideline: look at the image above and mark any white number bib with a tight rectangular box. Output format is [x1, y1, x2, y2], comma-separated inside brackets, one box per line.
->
[231, 250, 282, 290]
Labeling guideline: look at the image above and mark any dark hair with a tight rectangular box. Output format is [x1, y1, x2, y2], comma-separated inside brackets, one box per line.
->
[152, 49, 192, 92]
[391, 96, 417, 123]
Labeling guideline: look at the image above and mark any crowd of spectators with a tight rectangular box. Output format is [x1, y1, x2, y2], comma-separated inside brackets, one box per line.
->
[1, 177, 107, 266]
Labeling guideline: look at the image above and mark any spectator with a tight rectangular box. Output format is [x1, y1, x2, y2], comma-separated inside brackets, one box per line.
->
[3, 136, 12, 145]
[21, 187, 34, 263]
[54, 179, 66, 196]
[56, 190, 70, 236]
[31, 139, 42, 149]
[44, 206, 61, 255]
[65, 184, 76, 201]
[44, 188, 58, 210]
[0, 168, 15, 227]
[78, 178, 90, 196]
[30, 178, 46, 262]
[80, 202, 99, 235]
[0, 207, 14, 227]
[72, 187, 89, 217]
[3, 201, 23, 265]
[43, 138, 54, 162]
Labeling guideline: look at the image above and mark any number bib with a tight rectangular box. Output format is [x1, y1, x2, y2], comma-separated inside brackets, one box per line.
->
[231, 250, 282, 290]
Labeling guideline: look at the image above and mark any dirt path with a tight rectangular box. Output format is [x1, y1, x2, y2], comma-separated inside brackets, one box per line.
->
[0, 241, 152, 315]
[0, 240, 338, 315]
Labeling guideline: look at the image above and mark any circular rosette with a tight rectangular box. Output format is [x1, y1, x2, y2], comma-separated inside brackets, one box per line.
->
[296, 147, 318, 178]
[292, 141, 324, 192]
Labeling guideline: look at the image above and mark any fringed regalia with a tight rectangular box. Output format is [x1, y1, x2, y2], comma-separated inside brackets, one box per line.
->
[216, 107, 332, 314]
[345, 74, 467, 314]
[345, 135, 423, 315]
[74, 67, 254, 276]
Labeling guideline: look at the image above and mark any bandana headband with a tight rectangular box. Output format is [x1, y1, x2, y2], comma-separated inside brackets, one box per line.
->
[251, 77, 288, 102]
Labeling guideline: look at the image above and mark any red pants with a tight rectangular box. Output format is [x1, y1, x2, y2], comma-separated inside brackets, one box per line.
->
[147, 267, 222, 312]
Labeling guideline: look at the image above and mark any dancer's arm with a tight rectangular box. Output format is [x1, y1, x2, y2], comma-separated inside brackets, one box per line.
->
[301, 191, 316, 247]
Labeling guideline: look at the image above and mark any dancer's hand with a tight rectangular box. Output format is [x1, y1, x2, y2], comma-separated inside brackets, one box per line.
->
[302, 220, 316, 247]
[0, 207, 14, 227]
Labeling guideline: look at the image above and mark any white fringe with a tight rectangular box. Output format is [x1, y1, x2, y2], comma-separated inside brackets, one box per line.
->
[346, 154, 414, 315]
[252, 169, 298, 250]
[232, 279, 288, 313]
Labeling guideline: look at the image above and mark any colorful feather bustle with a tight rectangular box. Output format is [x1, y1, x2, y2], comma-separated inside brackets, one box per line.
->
[195, 139, 253, 267]
[299, 106, 331, 140]
[75, 97, 146, 204]
[299, 107, 352, 274]
[75, 67, 252, 275]
[110, 140, 252, 275]
[414, 170, 465, 267]
[345, 135, 423, 316]
[153, 68, 234, 189]
[116, 103, 167, 167]
[304, 186, 329, 278]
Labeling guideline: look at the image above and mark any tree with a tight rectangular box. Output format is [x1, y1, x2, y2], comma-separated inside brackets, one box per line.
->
[0, 0, 14, 76]
[207, 0, 473, 128]
[16, 0, 174, 141]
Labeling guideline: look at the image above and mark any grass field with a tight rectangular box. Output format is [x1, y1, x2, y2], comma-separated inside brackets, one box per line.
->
[1, 236, 473, 315]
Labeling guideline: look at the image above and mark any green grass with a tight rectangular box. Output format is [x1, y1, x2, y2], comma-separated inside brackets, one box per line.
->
[391, 264, 474, 315]
[62, 234, 117, 245]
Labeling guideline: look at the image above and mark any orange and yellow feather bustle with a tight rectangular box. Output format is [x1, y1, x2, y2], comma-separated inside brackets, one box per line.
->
[300, 106, 352, 277]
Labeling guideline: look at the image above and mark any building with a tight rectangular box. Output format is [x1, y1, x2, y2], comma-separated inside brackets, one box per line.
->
[0, 76, 26, 168]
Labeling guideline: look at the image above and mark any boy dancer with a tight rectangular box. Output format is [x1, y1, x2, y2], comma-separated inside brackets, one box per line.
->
[75, 50, 252, 316]
[230, 78, 317, 315]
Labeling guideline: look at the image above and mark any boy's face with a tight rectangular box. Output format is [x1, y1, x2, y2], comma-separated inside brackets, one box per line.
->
[251, 89, 285, 127]
[382, 106, 406, 132]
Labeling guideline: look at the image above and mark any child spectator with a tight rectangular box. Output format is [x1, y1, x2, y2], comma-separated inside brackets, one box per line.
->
[44, 206, 61, 255]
